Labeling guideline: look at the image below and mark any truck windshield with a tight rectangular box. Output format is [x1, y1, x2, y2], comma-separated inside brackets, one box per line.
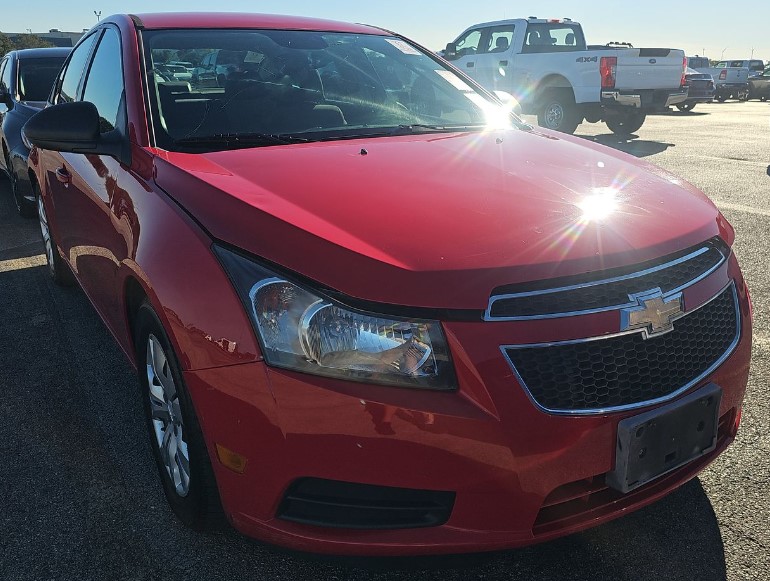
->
[142, 29, 516, 151]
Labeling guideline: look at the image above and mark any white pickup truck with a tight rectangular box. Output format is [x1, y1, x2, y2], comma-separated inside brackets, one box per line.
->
[442, 17, 688, 135]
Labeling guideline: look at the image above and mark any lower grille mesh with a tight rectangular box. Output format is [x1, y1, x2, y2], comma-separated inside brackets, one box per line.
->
[504, 285, 738, 412]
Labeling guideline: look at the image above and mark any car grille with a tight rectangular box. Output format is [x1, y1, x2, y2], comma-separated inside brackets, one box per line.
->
[503, 283, 739, 413]
[486, 239, 726, 320]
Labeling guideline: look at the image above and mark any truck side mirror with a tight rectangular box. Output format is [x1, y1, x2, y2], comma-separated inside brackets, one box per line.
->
[444, 43, 458, 60]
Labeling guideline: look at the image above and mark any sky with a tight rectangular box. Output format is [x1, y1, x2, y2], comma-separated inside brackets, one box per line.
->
[2, 0, 769, 61]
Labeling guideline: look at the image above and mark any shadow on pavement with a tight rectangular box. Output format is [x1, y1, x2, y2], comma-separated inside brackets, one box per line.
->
[580, 134, 675, 158]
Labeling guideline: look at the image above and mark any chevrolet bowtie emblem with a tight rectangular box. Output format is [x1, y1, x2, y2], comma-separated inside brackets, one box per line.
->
[621, 290, 684, 339]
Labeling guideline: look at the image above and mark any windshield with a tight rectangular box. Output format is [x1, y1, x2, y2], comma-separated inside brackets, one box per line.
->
[142, 29, 516, 151]
[18, 56, 67, 102]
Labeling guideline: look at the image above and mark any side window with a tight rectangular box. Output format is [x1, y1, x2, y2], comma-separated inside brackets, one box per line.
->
[0, 57, 12, 94]
[81, 28, 124, 134]
[454, 30, 483, 57]
[488, 26, 515, 54]
[58, 33, 98, 103]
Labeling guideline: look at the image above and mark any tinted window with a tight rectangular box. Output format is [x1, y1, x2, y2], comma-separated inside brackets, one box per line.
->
[18, 57, 67, 101]
[0, 57, 12, 95]
[59, 33, 98, 103]
[82, 28, 124, 133]
[486, 26, 515, 54]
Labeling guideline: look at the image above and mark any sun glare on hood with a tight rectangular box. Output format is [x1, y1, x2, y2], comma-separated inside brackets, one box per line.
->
[577, 187, 620, 222]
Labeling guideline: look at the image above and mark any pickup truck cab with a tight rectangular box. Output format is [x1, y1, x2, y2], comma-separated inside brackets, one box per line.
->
[443, 17, 687, 135]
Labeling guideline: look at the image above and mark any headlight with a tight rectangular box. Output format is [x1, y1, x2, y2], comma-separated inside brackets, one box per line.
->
[214, 245, 456, 390]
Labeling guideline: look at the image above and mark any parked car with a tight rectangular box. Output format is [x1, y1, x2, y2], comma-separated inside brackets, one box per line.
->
[23, 12, 751, 556]
[748, 66, 770, 100]
[157, 63, 193, 82]
[676, 67, 715, 111]
[442, 17, 688, 135]
[0, 47, 69, 216]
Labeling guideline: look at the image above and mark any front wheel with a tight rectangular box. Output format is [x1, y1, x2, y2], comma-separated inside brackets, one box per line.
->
[605, 110, 646, 135]
[676, 102, 696, 112]
[135, 302, 224, 530]
[537, 89, 581, 134]
[715, 94, 727, 102]
[36, 184, 74, 286]
[5, 154, 34, 218]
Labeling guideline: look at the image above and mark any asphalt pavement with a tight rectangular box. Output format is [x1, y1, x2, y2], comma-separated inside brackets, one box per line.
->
[0, 101, 768, 580]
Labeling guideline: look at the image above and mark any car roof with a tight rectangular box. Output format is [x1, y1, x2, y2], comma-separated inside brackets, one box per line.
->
[13, 47, 72, 59]
[127, 12, 386, 36]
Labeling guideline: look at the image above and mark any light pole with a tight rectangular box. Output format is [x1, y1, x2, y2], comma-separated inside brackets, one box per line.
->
[721, 47, 728, 60]
[94, 10, 101, 22]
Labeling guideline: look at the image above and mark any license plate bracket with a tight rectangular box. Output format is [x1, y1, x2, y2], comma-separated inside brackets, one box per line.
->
[607, 383, 721, 494]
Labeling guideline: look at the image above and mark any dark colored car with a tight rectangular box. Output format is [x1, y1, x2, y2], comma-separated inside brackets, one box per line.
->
[0, 47, 70, 216]
[748, 67, 770, 101]
[23, 13, 751, 556]
[676, 67, 715, 111]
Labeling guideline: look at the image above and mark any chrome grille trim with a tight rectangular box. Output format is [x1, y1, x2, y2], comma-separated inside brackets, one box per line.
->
[485, 243, 726, 321]
[501, 282, 740, 416]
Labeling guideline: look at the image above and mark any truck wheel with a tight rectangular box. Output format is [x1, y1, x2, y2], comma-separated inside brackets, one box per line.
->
[738, 89, 749, 101]
[605, 110, 646, 136]
[715, 95, 726, 102]
[676, 103, 696, 112]
[537, 89, 581, 134]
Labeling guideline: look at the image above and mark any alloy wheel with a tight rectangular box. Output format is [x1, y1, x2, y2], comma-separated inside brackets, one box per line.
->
[146, 333, 191, 497]
[544, 103, 565, 129]
[37, 195, 56, 277]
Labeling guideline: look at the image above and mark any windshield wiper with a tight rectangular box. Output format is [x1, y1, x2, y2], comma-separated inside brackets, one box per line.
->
[173, 132, 312, 149]
[388, 123, 488, 135]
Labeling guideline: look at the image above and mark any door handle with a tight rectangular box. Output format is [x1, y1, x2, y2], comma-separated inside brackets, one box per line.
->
[467, 62, 475, 68]
[499, 60, 508, 66]
[55, 166, 71, 187]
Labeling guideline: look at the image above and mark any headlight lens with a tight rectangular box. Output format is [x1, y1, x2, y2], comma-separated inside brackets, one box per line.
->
[215, 245, 456, 390]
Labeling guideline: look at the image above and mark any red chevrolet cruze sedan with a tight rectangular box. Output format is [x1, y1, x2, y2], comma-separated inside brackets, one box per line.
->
[24, 13, 751, 555]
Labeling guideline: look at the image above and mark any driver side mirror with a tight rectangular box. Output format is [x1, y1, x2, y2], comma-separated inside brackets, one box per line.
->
[0, 86, 11, 106]
[22, 101, 131, 166]
[443, 42, 458, 60]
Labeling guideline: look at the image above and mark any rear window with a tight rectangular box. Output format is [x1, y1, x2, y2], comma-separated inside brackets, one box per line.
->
[18, 56, 66, 101]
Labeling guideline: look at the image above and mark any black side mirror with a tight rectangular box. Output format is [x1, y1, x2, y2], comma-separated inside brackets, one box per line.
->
[22, 101, 130, 166]
[0, 86, 11, 106]
[444, 42, 458, 60]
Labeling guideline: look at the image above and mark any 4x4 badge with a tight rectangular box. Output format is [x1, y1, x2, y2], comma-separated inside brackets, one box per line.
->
[621, 290, 684, 339]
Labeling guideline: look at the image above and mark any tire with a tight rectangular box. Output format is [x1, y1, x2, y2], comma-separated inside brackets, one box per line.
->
[135, 301, 224, 530]
[738, 89, 749, 102]
[35, 182, 75, 286]
[761, 96, 768, 102]
[537, 89, 581, 134]
[5, 153, 35, 218]
[715, 94, 726, 102]
[676, 102, 696, 112]
[605, 110, 646, 136]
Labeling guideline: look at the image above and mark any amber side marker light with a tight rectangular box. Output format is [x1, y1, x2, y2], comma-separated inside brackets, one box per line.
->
[216, 443, 248, 474]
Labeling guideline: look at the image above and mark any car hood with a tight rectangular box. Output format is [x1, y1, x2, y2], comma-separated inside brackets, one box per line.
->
[153, 129, 730, 309]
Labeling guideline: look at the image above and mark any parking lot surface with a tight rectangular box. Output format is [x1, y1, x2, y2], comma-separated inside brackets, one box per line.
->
[1, 101, 768, 580]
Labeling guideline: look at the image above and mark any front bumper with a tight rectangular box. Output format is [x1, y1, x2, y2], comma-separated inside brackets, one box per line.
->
[602, 88, 688, 110]
[184, 256, 751, 556]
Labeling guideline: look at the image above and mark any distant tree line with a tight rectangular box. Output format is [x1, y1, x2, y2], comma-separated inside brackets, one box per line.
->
[0, 31, 54, 55]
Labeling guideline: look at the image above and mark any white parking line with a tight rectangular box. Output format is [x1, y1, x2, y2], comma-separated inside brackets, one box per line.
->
[711, 200, 770, 218]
